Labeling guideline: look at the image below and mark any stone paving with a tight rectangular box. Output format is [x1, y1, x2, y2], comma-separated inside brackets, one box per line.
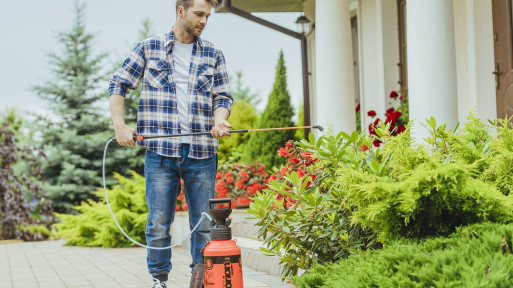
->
[0, 240, 292, 288]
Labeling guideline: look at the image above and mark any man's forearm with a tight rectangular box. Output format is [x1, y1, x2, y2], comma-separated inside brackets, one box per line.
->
[213, 107, 230, 124]
[109, 94, 126, 128]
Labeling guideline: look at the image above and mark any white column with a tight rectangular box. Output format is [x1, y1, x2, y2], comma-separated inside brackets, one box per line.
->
[315, 0, 356, 134]
[407, 0, 458, 140]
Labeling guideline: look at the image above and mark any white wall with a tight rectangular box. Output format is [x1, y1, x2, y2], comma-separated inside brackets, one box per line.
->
[358, 0, 400, 130]
[381, 0, 401, 108]
[453, 0, 496, 124]
[470, 0, 496, 122]
[359, 0, 386, 129]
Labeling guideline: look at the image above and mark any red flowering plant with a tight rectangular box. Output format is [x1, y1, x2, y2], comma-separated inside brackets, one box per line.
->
[248, 133, 380, 278]
[174, 163, 270, 211]
[270, 140, 322, 209]
[214, 162, 270, 209]
[366, 90, 409, 147]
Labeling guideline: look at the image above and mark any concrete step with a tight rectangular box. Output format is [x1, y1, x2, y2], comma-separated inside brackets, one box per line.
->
[170, 209, 286, 278]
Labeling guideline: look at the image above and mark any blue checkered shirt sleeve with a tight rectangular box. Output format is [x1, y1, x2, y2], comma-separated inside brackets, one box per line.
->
[213, 50, 232, 113]
[108, 42, 145, 96]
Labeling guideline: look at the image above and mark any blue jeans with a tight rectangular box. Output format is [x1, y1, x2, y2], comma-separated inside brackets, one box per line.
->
[144, 145, 217, 282]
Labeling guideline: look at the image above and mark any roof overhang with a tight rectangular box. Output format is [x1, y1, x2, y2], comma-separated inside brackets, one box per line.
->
[215, 0, 302, 13]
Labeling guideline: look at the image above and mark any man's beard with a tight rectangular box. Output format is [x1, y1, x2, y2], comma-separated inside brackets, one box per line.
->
[183, 15, 202, 37]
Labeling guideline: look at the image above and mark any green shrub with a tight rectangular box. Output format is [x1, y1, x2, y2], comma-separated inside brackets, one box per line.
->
[480, 117, 513, 196]
[293, 222, 513, 288]
[54, 172, 147, 247]
[343, 115, 513, 242]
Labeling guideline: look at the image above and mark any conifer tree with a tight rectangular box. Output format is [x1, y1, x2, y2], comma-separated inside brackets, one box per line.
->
[32, 2, 145, 213]
[242, 51, 295, 168]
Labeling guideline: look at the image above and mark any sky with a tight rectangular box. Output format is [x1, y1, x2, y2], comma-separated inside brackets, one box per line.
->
[0, 0, 303, 121]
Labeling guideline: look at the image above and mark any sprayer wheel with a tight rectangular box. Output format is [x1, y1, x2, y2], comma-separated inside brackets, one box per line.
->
[190, 263, 205, 288]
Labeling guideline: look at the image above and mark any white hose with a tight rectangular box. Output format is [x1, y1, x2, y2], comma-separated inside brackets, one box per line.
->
[102, 138, 213, 250]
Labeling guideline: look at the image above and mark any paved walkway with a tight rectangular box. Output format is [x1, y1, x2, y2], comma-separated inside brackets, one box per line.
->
[0, 240, 292, 288]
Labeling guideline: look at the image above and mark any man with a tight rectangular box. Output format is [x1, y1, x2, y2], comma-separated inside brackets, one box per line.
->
[108, 0, 232, 287]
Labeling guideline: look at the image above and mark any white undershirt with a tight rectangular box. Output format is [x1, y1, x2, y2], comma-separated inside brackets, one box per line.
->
[173, 40, 194, 144]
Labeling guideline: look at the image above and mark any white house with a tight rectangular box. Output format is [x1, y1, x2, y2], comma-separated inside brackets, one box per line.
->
[218, 0, 513, 139]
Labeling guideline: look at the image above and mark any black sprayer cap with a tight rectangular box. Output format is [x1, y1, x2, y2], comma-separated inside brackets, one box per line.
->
[209, 198, 232, 241]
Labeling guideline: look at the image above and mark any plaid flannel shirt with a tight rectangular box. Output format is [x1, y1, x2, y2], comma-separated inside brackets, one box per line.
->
[108, 29, 233, 159]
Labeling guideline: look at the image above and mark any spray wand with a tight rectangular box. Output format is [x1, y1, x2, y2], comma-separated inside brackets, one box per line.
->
[117, 125, 324, 142]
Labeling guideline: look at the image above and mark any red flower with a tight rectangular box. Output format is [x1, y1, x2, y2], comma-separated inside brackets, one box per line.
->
[367, 110, 377, 117]
[368, 125, 376, 135]
[373, 118, 381, 126]
[356, 103, 360, 112]
[288, 157, 300, 164]
[390, 91, 399, 99]
[373, 140, 381, 147]
[280, 166, 288, 177]
[285, 141, 292, 148]
[362, 145, 368, 152]
[278, 147, 291, 157]
[400, 95, 406, 102]
[300, 152, 313, 160]
[386, 107, 395, 114]
[227, 177, 234, 184]
[397, 125, 406, 134]
[253, 183, 262, 191]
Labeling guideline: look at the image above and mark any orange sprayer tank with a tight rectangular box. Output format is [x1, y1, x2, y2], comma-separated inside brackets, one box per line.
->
[202, 198, 243, 288]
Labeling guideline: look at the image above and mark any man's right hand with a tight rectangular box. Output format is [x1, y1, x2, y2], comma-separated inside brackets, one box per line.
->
[114, 125, 137, 147]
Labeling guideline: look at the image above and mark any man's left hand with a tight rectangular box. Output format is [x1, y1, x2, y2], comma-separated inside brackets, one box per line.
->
[211, 120, 232, 138]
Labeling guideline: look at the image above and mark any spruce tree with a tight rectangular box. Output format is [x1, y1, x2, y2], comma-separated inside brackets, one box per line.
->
[242, 51, 295, 168]
[32, 2, 145, 213]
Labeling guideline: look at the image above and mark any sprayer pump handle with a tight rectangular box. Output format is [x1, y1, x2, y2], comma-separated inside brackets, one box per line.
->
[209, 198, 231, 209]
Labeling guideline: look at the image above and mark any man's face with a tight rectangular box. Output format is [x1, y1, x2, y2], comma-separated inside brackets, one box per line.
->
[180, 0, 212, 37]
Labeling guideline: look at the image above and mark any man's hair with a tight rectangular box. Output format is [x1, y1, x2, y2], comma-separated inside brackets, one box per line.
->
[176, 0, 219, 14]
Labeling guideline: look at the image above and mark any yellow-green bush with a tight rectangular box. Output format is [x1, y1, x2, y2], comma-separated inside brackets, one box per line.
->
[54, 172, 147, 247]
